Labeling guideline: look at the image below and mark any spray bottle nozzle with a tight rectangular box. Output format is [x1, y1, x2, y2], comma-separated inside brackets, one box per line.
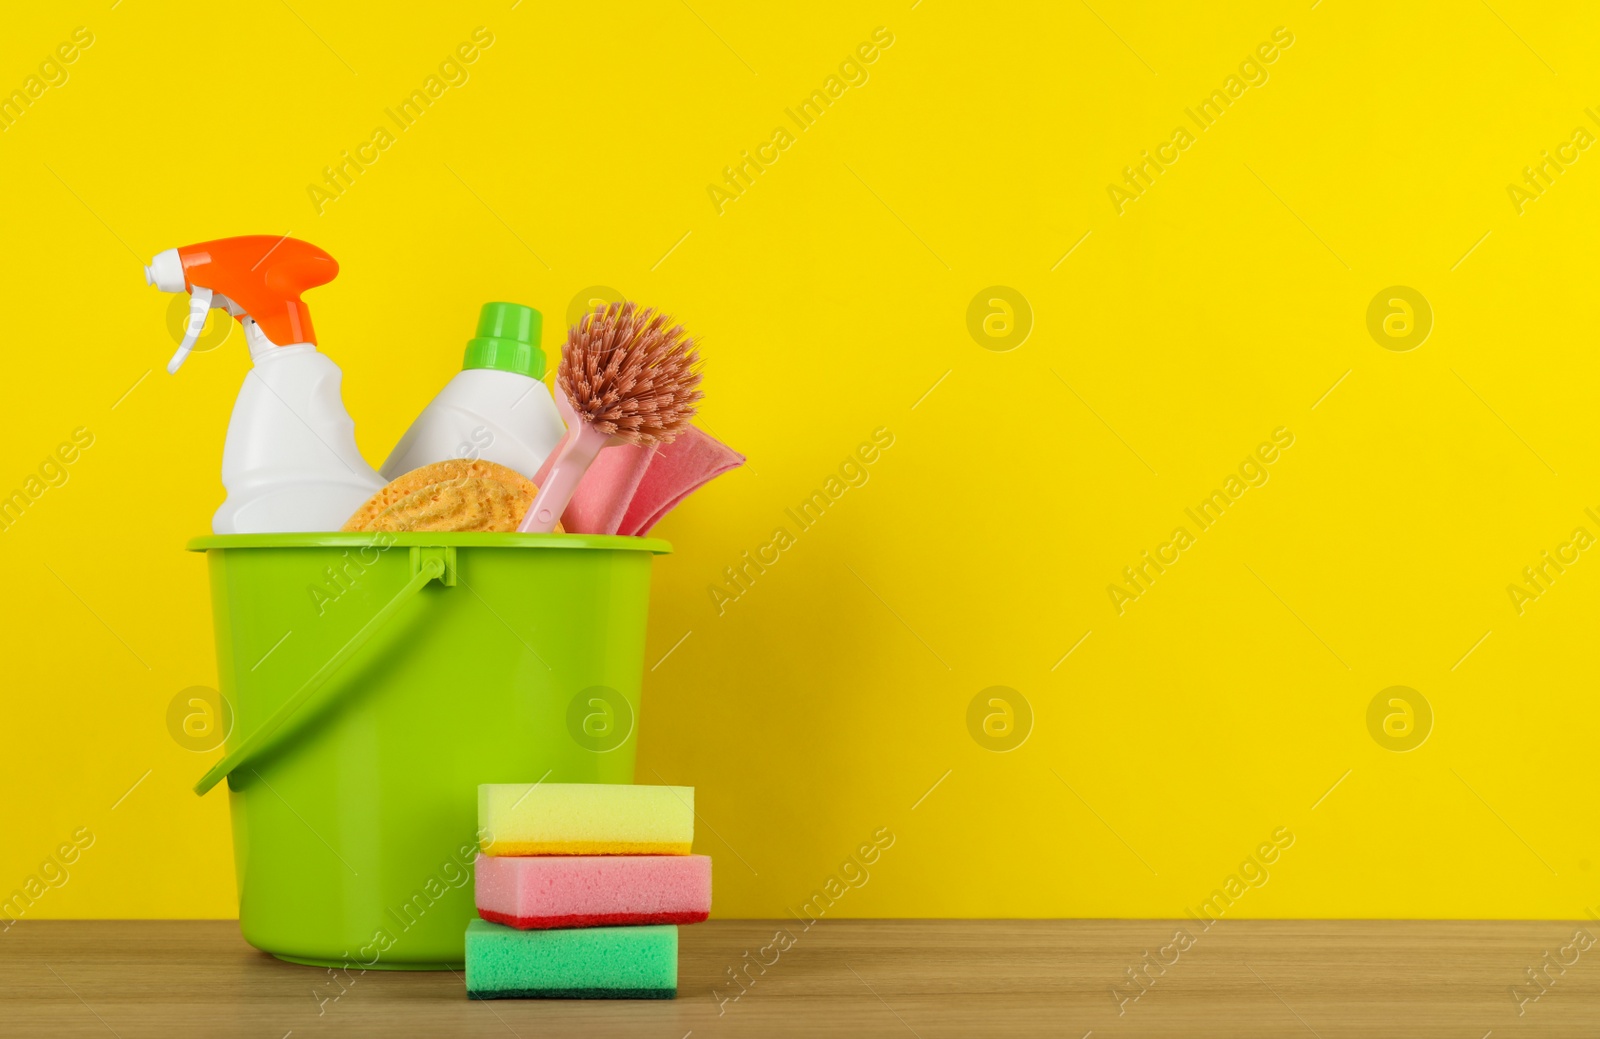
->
[145, 247, 187, 294]
[144, 236, 339, 373]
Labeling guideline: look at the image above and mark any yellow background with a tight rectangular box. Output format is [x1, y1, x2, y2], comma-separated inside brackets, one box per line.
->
[3, 0, 1598, 921]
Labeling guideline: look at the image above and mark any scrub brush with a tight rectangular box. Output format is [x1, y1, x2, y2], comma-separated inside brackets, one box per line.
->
[518, 302, 703, 532]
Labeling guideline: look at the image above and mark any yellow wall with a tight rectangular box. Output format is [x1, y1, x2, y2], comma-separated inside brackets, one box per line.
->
[4, 0, 1598, 921]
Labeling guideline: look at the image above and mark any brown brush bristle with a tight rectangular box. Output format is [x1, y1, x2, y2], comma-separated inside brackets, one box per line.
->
[558, 301, 704, 445]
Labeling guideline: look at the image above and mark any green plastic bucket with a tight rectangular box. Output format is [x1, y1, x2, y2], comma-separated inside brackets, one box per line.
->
[186, 531, 670, 970]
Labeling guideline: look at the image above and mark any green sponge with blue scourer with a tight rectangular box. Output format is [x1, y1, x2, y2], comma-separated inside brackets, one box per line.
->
[464, 919, 678, 999]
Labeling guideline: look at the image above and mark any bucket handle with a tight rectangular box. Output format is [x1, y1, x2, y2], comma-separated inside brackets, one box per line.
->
[193, 551, 451, 796]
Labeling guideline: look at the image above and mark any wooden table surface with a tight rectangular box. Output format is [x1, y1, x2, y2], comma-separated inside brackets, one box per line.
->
[5, 919, 1598, 1037]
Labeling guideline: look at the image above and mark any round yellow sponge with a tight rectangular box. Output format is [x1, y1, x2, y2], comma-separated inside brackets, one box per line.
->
[341, 459, 558, 533]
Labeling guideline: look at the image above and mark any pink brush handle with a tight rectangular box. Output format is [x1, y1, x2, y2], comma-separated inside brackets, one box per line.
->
[519, 420, 611, 532]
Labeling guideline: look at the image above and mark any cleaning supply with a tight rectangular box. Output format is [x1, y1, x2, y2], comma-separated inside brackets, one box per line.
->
[475, 853, 711, 929]
[381, 303, 565, 482]
[618, 428, 743, 535]
[479, 783, 694, 855]
[518, 302, 703, 533]
[342, 458, 555, 533]
[558, 427, 745, 536]
[469, 781, 703, 998]
[464, 920, 677, 999]
[145, 236, 385, 533]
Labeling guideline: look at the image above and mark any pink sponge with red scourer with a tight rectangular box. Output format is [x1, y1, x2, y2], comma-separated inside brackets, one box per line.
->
[476, 854, 711, 929]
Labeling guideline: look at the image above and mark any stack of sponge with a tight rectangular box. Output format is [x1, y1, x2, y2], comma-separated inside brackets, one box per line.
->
[466, 783, 710, 999]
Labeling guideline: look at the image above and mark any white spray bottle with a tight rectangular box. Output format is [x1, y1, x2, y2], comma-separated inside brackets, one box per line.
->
[145, 235, 384, 533]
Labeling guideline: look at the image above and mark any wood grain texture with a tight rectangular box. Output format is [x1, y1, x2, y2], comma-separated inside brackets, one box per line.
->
[4, 919, 1598, 1037]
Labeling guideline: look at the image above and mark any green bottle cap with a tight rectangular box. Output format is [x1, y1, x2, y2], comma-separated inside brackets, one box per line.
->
[462, 302, 544, 379]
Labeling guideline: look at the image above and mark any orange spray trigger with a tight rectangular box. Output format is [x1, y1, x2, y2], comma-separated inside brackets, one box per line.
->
[146, 236, 339, 361]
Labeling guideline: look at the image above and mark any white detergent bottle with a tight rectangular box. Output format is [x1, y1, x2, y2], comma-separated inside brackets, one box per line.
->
[145, 236, 385, 533]
[380, 302, 565, 482]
